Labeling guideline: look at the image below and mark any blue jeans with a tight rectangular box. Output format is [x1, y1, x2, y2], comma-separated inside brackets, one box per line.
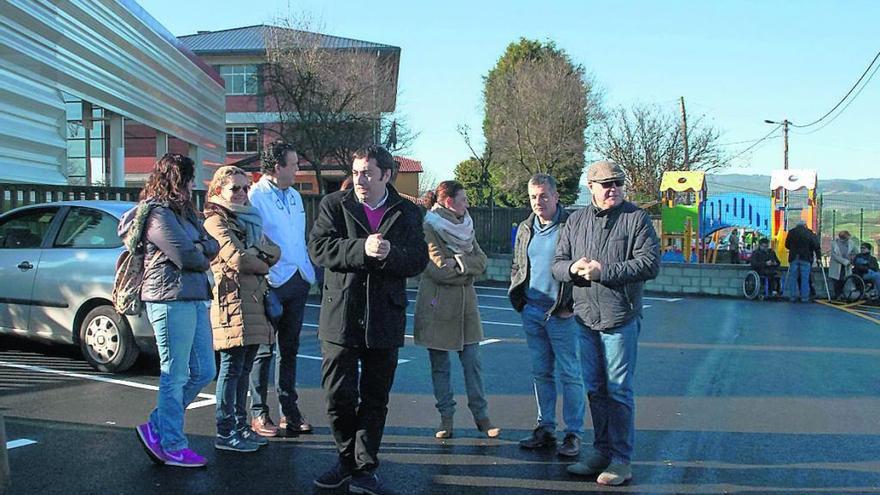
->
[787, 259, 812, 302]
[145, 301, 215, 452]
[428, 344, 489, 421]
[579, 317, 640, 465]
[216, 344, 258, 436]
[862, 270, 880, 292]
[522, 304, 585, 436]
[250, 271, 311, 420]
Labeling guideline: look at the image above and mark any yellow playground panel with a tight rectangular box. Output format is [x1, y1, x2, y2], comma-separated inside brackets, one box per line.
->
[660, 171, 706, 263]
[770, 169, 818, 267]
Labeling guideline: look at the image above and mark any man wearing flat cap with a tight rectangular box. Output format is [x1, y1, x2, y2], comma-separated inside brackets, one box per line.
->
[552, 160, 660, 486]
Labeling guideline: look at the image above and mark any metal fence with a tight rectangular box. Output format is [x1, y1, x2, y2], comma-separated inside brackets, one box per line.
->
[0, 183, 207, 212]
[0, 183, 525, 254]
[820, 194, 880, 251]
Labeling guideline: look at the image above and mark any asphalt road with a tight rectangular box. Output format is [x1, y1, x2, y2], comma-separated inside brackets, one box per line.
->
[3, 286, 880, 494]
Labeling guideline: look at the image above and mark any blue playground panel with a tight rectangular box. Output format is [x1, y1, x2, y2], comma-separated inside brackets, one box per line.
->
[702, 193, 771, 237]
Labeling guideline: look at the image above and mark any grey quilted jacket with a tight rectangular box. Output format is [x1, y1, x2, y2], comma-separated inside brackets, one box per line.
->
[118, 201, 219, 302]
[551, 201, 660, 331]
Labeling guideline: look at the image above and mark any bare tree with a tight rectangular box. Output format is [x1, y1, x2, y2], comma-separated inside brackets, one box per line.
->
[593, 103, 726, 202]
[456, 124, 494, 207]
[261, 17, 414, 193]
[484, 53, 600, 206]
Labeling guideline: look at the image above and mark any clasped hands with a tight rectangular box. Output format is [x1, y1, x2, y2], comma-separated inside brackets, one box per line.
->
[365, 233, 391, 260]
[570, 257, 602, 281]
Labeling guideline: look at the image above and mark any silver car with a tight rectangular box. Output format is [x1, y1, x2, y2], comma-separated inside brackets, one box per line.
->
[0, 200, 155, 372]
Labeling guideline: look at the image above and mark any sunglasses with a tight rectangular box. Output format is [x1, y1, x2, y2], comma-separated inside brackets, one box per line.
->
[227, 185, 250, 193]
[595, 180, 624, 188]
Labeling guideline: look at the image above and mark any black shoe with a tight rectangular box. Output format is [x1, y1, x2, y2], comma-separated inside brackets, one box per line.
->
[518, 426, 557, 449]
[314, 462, 352, 489]
[556, 433, 580, 457]
[349, 472, 398, 495]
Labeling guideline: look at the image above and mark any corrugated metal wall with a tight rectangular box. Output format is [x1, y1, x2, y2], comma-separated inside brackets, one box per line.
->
[0, 0, 225, 183]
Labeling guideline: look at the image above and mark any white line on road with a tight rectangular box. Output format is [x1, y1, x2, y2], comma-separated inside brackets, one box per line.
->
[0, 360, 215, 410]
[6, 439, 37, 450]
[297, 353, 410, 365]
[404, 335, 503, 347]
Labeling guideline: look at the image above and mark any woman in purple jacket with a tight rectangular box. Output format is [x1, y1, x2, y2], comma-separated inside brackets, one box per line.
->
[127, 154, 220, 468]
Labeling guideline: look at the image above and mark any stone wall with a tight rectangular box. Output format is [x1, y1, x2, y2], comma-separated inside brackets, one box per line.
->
[475, 255, 830, 299]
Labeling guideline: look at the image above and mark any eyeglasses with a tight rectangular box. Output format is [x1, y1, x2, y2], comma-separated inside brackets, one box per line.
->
[227, 185, 250, 193]
[594, 180, 624, 188]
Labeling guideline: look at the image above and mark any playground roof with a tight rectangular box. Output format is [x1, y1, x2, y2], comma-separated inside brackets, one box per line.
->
[770, 169, 817, 192]
[660, 171, 706, 193]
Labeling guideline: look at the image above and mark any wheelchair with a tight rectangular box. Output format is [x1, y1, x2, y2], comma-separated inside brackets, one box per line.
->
[838, 273, 879, 303]
[743, 270, 783, 300]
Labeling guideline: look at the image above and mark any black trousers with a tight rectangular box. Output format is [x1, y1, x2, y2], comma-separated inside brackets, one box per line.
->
[320, 340, 399, 473]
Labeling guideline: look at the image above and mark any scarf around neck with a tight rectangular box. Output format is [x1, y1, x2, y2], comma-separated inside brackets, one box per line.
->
[207, 197, 263, 248]
[425, 205, 475, 254]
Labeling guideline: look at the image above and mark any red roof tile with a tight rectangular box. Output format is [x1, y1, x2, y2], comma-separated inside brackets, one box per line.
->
[393, 156, 423, 173]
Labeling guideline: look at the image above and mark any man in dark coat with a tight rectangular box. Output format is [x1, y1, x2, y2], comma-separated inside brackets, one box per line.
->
[784, 220, 821, 303]
[552, 160, 660, 487]
[750, 237, 781, 295]
[308, 145, 428, 495]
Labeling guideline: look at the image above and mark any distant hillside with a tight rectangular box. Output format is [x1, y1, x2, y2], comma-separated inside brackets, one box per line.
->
[575, 173, 880, 205]
[708, 174, 880, 197]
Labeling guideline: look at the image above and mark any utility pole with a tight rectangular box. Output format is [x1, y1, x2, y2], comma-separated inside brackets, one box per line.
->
[680, 97, 689, 169]
[782, 119, 789, 170]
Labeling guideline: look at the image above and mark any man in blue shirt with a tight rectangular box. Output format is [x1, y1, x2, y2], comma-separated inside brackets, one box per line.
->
[509, 174, 583, 458]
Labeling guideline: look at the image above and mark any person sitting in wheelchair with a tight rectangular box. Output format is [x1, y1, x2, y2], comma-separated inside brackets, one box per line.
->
[852, 242, 880, 298]
[750, 237, 781, 296]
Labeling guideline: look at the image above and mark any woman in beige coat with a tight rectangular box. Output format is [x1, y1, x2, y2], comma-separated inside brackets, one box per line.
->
[829, 230, 857, 299]
[204, 166, 280, 452]
[414, 180, 500, 439]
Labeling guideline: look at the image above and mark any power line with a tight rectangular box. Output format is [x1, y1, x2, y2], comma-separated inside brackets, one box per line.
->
[795, 58, 880, 136]
[725, 124, 782, 163]
[790, 50, 880, 129]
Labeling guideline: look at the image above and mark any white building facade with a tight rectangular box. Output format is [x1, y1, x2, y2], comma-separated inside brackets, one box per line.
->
[0, 0, 225, 186]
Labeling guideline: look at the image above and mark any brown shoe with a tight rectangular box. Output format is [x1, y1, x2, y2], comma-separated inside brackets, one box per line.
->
[279, 415, 313, 435]
[251, 415, 279, 437]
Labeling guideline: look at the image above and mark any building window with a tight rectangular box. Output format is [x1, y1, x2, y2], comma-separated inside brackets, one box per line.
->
[226, 127, 260, 153]
[62, 92, 107, 186]
[219, 65, 258, 95]
[294, 182, 313, 192]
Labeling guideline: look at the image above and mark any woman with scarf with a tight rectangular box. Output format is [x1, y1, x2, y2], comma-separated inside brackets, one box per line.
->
[414, 180, 500, 439]
[204, 166, 280, 452]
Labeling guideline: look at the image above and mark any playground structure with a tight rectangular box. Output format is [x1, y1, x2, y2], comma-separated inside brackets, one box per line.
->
[770, 169, 819, 266]
[660, 171, 705, 262]
[659, 169, 819, 265]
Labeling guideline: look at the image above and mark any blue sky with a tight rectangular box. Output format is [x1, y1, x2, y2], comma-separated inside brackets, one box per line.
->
[139, 0, 880, 184]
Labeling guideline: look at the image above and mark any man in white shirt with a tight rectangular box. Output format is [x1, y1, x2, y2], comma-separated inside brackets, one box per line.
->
[247, 141, 316, 437]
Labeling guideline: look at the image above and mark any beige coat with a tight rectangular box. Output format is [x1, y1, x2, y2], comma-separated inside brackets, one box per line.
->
[413, 208, 488, 351]
[829, 237, 857, 281]
[204, 206, 281, 351]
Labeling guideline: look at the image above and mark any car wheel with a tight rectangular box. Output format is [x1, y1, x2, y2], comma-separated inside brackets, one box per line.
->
[79, 305, 139, 373]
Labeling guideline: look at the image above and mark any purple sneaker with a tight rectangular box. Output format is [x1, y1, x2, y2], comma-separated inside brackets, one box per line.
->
[162, 448, 208, 468]
[136, 422, 165, 465]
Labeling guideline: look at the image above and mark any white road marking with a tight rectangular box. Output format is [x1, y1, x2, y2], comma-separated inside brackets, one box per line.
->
[6, 439, 37, 450]
[187, 398, 216, 410]
[0, 360, 216, 410]
[297, 353, 410, 365]
[404, 335, 502, 347]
